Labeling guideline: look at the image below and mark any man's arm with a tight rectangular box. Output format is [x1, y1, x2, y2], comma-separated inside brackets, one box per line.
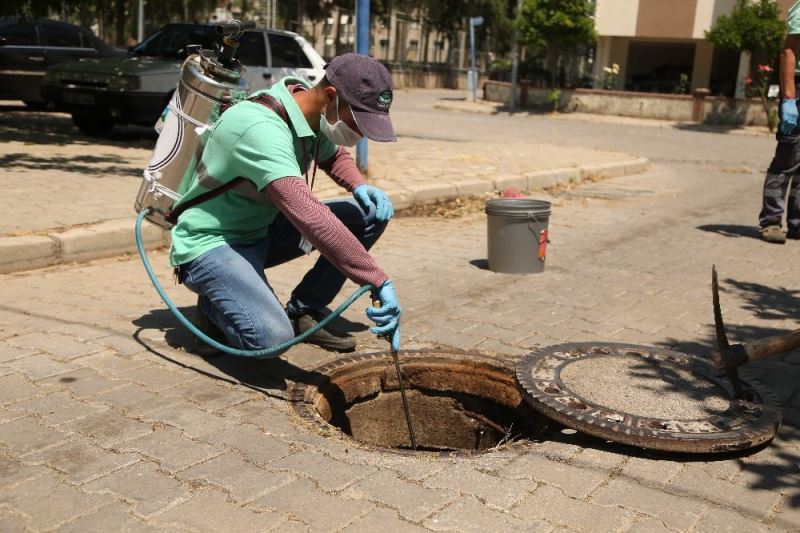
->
[781, 34, 800, 100]
[318, 146, 367, 192]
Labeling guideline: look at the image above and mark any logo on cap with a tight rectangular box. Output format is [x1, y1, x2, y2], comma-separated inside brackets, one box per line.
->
[376, 90, 393, 111]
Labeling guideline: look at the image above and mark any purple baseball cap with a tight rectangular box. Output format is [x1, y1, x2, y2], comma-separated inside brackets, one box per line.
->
[324, 53, 397, 142]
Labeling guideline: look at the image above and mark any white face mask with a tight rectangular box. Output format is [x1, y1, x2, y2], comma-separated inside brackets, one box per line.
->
[320, 95, 363, 147]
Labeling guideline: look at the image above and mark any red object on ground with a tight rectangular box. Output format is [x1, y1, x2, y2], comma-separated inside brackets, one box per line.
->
[502, 187, 524, 198]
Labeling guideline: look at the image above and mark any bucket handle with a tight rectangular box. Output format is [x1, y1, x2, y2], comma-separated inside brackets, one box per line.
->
[526, 212, 550, 243]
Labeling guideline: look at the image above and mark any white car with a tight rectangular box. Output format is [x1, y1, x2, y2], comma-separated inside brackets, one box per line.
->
[41, 23, 325, 135]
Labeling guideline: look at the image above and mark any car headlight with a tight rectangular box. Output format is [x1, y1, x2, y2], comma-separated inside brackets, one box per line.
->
[107, 75, 140, 90]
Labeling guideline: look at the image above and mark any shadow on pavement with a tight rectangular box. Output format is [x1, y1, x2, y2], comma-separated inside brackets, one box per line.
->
[673, 122, 747, 135]
[0, 104, 156, 147]
[131, 306, 353, 407]
[0, 152, 142, 177]
[697, 224, 761, 240]
[656, 275, 800, 505]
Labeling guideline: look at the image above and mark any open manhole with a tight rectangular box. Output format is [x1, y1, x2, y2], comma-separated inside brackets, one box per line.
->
[288, 351, 546, 454]
[516, 342, 783, 453]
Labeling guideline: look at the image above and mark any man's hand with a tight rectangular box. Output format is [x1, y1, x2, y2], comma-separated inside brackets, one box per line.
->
[781, 99, 799, 135]
[354, 184, 394, 222]
[367, 280, 401, 351]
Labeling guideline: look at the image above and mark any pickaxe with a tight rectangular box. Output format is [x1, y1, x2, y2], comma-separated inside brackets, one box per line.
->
[712, 265, 800, 398]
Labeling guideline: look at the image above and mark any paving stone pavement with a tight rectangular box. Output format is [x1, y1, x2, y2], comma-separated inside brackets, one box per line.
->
[2, 93, 800, 531]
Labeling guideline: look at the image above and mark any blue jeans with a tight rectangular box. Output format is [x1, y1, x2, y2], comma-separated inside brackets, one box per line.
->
[179, 198, 387, 355]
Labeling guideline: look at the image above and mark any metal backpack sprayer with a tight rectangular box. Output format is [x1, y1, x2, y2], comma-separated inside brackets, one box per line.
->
[132, 20, 387, 366]
[134, 20, 252, 228]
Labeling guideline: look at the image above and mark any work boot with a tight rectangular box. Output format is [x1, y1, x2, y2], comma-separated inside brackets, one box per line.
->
[193, 298, 227, 357]
[760, 225, 786, 244]
[289, 309, 356, 352]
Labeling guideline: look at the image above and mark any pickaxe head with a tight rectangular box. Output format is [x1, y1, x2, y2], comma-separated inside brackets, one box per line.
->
[712, 265, 749, 399]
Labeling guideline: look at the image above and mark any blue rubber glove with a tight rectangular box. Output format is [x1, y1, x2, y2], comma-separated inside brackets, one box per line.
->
[367, 280, 401, 351]
[354, 184, 394, 222]
[781, 99, 798, 135]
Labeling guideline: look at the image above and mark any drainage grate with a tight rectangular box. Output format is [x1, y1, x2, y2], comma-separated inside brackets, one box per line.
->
[515, 342, 783, 453]
[288, 350, 546, 454]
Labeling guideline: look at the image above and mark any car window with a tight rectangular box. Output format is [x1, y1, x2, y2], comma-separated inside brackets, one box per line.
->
[0, 21, 38, 45]
[41, 23, 82, 47]
[269, 34, 312, 68]
[236, 31, 267, 67]
[132, 24, 216, 59]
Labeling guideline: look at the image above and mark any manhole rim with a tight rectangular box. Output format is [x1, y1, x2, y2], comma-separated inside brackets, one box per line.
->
[288, 348, 537, 457]
[516, 342, 783, 454]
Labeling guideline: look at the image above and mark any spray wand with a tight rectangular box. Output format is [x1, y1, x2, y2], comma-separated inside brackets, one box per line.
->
[373, 299, 417, 450]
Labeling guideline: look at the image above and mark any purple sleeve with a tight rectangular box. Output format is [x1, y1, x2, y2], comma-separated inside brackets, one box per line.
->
[265, 177, 388, 289]
[318, 146, 368, 192]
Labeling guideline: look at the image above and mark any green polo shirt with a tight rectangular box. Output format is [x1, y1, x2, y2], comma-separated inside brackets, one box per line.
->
[169, 77, 338, 266]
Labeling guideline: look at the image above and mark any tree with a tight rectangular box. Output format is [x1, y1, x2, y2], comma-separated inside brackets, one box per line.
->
[706, 0, 785, 128]
[705, 0, 785, 56]
[516, 0, 596, 87]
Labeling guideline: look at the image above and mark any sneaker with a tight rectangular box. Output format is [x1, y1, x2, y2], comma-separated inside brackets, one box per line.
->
[193, 298, 227, 357]
[760, 225, 786, 244]
[289, 309, 356, 352]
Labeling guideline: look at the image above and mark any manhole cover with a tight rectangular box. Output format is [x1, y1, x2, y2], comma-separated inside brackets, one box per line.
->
[289, 350, 546, 454]
[516, 342, 782, 453]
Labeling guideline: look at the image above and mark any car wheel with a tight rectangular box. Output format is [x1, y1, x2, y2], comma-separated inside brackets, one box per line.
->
[72, 113, 114, 136]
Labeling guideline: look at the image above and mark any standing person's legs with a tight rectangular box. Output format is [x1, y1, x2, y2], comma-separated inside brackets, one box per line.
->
[759, 139, 800, 243]
[179, 240, 295, 356]
[787, 173, 800, 237]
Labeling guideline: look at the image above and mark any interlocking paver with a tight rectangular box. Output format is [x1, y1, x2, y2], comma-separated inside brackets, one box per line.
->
[7, 354, 81, 381]
[425, 495, 549, 532]
[0, 374, 44, 406]
[7, 390, 107, 426]
[344, 470, 456, 522]
[112, 426, 222, 473]
[511, 484, 632, 531]
[151, 490, 285, 531]
[56, 502, 169, 532]
[6, 332, 103, 361]
[114, 364, 199, 392]
[82, 461, 188, 518]
[1, 472, 117, 530]
[142, 400, 238, 438]
[0, 453, 49, 489]
[177, 452, 295, 503]
[667, 466, 782, 520]
[423, 461, 533, 510]
[341, 508, 429, 532]
[92, 382, 180, 414]
[204, 424, 293, 465]
[590, 478, 707, 531]
[61, 407, 152, 446]
[269, 449, 376, 491]
[500, 452, 608, 499]
[693, 505, 777, 533]
[23, 437, 139, 484]
[249, 478, 374, 531]
[0, 415, 71, 456]
[38, 367, 126, 397]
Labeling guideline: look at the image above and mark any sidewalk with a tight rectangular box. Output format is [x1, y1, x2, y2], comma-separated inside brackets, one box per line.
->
[0, 103, 647, 274]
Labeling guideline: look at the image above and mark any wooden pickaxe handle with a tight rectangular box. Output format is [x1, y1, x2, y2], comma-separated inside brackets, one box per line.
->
[743, 328, 800, 362]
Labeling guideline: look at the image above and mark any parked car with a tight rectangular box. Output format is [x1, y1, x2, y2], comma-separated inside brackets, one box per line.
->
[0, 17, 124, 108]
[41, 22, 326, 135]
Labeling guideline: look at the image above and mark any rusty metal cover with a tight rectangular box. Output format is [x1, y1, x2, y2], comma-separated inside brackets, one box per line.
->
[515, 342, 782, 453]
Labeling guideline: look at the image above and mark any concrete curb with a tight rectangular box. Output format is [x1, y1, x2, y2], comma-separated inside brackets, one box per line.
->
[0, 157, 649, 275]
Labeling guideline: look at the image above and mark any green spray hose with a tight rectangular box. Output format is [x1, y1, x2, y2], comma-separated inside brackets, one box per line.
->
[134, 209, 374, 358]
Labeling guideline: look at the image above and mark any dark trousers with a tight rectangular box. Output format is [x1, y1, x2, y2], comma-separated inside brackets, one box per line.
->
[759, 91, 800, 231]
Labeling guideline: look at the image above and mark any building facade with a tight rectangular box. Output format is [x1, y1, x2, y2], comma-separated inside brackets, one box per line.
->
[594, 0, 794, 96]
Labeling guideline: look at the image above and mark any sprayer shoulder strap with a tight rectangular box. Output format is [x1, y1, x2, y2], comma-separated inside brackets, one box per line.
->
[164, 94, 290, 225]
